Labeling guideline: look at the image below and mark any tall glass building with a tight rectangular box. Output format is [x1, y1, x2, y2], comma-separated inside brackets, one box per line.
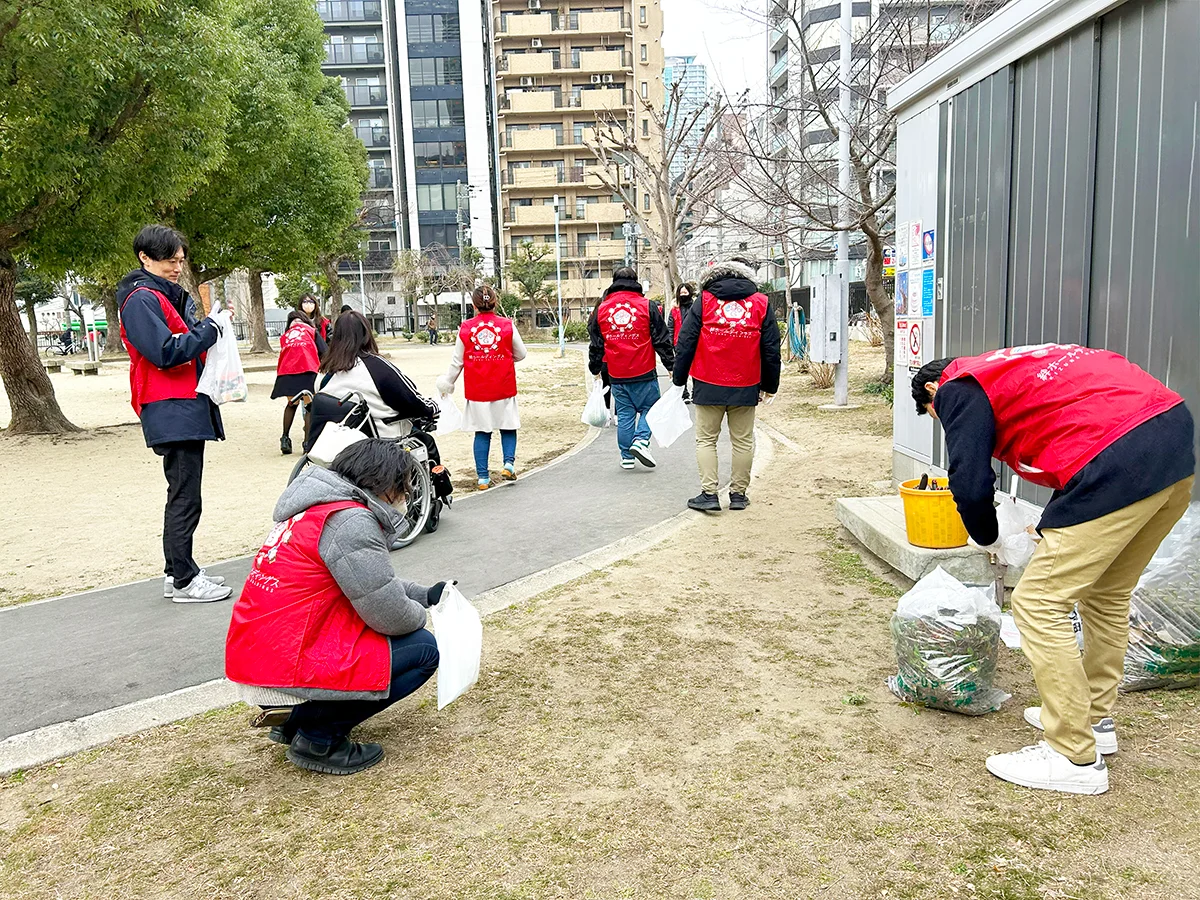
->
[663, 55, 708, 185]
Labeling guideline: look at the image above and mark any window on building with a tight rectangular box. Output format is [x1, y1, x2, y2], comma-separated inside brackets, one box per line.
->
[640, 81, 647, 98]
[406, 14, 461, 42]
[414, 141, 467, 168]
[420, 223, 459, 248]
[641, 118, 648, 137]
[416, 183, 460, 211]
[408, 56, 463, 87]
[643, 192, 650, 211]
[639, 5, 646, 23]
[640, 43, 647, 62]
[368, 239, 391, 252]
[411, 99, 466, 128]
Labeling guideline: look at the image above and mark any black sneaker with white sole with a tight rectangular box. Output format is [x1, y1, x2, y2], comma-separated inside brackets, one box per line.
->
[286, 734, 385, 775]
[687, 492, 721, 512]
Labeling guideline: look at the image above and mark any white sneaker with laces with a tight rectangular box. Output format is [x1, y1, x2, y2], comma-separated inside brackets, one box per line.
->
[620, 457, 636, 470]
[1024, 706, 1118, 755]
[630, 439, 656, 468]
[164, 570, 226, 598]
[172, 574, 233, 604]
[985, 741, 1108, 795]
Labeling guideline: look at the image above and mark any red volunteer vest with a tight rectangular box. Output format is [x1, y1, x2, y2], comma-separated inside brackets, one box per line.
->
[225, 500, 391, 693]
[277, 321, 320, 375]
[597, 290, 655, 379]
[120, 286, 202, 417]
[691, 290, 769, 388]
[459, 312, 518, 402]
[318, 318, 331, 342]
[670, 306, 685, 345]
[941, 344, 1184, 491]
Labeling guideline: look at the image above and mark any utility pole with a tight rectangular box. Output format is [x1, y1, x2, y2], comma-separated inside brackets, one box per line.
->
[553, 193, 564, 356]
[833, 0, 852, 407]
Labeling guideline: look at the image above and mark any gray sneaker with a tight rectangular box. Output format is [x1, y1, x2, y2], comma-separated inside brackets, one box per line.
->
[172, 575, 233, 604]
[164, 570, 226, 598]
[1024, 706, 1118, 755]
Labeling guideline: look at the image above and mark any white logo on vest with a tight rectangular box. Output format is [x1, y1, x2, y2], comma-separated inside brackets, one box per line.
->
[469, 322, 503, 353]
[715, 299, 753, 329]
[606, 300, 638, 335]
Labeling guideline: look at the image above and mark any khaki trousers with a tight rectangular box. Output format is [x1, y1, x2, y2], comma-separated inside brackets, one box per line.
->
[693, 404, 756, 494]
[1012, 476, 1193, 763]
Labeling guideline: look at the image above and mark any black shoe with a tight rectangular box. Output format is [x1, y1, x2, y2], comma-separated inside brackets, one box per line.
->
[286, 734, 385, 775]
[268, 726, 295, 745]
[280, 435, 293, 455]
[682, 390, 692, 404]
[729, 492, 750, 510]
[687, 491, 721, 512]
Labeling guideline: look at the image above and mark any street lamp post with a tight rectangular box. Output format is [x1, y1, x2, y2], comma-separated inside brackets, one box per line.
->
[553, 193, 564, 356]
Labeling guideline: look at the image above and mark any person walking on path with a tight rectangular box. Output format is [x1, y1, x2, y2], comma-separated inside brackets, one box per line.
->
[117, 224, 233, 603]
[669, 282, 697, 403]
[588, 266, 674, 470]
[226, 439, 450, 775]
[427, 312, 438, 346]
[672, 259, 780, 512]
[272, 310, 326, 455]
[913, 345, 1195, 795]
[300, 293, 331, 345]
[437, 285, 527, 490]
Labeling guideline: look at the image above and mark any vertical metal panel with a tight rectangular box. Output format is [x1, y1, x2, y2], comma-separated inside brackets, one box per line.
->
[1007, 24, 1097, 347]
[1091, 0, 1200, 492]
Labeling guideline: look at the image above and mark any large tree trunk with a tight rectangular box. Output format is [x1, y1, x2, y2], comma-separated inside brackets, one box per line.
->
[102, 288, 124, 359]
[23, 299, 38, 351]
[320, 257, 344, 310]
[179, 260, 201, 297]
[860, 216, 893, 384]
[247, 268, 272, 354]
[0, 252, 80, 434]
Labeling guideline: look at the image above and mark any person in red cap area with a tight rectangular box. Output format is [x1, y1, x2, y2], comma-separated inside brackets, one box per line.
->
[587, 266, 675, 470]
[272, 308, 326, 455]
[117, 224, 233, 603]
[913, 344, 1195, 795]
[672, 258, 781, 512]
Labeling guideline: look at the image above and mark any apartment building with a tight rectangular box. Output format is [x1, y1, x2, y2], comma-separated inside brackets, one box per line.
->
[491, 0, 665, 316]
[319, 0, 496, 325]
[663, 55, 709, 185]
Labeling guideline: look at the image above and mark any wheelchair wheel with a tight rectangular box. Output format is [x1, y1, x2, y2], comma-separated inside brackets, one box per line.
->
[391, 461, 432, 550]
[423, 498, 442, 534]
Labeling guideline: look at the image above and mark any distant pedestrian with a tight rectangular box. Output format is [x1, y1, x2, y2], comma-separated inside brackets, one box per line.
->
[117, 224, 233, 603]
[669, 282, 697, 402]
[272, 310, 326, 455]
[437, 285, 527, 489]
[427, 312, 439, 346]
[672, 258, 781, 512]
[300, 293, 331, 344]
[588, 266, 674, 470]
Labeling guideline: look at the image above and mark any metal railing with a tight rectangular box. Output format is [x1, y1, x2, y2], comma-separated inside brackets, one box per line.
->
[367, 167, 393, 189]
[500, 130, 565, 148]
[316, 0, 382, 23]
[324, 42, 385, 65]
[354, 125, 390, 147]
[498, 49, 631, 72]
[343, 83, 386, 106]
[494, 10, 630, 33]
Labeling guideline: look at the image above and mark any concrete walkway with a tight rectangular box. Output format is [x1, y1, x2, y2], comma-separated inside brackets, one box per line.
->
[0, 389, 725, 743]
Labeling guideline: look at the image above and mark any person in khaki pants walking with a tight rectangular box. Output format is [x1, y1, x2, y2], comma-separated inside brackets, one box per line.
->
[913, 345, 1195, 795]
[672, 259, 781, 512]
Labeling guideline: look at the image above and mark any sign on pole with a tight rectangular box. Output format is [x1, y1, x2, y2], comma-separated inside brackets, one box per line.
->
[809, 272, 845, 364]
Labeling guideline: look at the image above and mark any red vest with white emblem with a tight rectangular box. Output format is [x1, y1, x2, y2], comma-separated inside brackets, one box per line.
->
[597, 290, 655, 379]
[120, 286, 203, 417]
[941, 344, 1184, 491]
[225, 500, 392, 693]
[277, 321, 320, 375]
[458, 312, 518, 402]
[691, 291, 769, 388]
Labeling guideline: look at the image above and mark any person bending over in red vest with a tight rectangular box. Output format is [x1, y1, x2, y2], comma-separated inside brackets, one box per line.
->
[271, 309, 327, 456]
[672, 258, 781, 512]
[438, 285, 527, 490]
[588, 266, 675, 470]
[226, 439, 450, 775]
[913, 345, 1195, 795]
[117, 224, 232, 604]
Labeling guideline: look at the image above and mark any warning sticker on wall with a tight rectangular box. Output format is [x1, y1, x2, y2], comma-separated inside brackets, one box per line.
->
[906, 319, 925, 371]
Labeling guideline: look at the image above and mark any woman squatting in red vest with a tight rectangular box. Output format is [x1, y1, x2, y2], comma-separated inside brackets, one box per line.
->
[912, 345, 1195, 795]
[271, 302, 327, 456]
[437, 285, 527, 490]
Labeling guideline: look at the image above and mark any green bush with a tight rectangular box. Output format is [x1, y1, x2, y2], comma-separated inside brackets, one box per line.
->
[562, 320, 589, 342]
[863, 380, 894, 405]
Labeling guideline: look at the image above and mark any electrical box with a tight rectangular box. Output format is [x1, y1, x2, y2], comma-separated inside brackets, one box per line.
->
[808, 272, 845, 364]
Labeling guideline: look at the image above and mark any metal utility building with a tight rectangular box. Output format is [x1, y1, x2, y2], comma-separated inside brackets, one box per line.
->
[888, 0, 1199, 503]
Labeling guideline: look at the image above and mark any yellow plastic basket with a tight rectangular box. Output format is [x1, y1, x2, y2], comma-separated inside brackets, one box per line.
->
[899, 478, 969, 549]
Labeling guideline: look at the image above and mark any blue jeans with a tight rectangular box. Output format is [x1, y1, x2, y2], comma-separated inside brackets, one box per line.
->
[286, 628, 440, 742]
[473, 429, 517, 480]
[611, 379, 660, 458]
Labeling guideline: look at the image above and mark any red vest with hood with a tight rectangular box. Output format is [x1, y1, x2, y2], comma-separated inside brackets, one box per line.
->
[120, 286, 203, 417]
[691, 290, 769, 388]
[941, 344, 1184, 491]
[277, 321, 320, 375]
[459, 312, 518, 402]
[597, 290, 656, 379]
[225, 500, 391, 693]
[670, 304, 690, 345]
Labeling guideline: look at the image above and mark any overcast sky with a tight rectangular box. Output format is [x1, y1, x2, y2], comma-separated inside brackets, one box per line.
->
[661, 0, 767, 101]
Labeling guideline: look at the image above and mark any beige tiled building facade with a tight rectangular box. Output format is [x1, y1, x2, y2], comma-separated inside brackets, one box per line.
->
[491, 0, 665, 316]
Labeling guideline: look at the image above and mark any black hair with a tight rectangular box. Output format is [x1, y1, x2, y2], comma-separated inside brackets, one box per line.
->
[340, 304, 353, 313]
[676, 282, 696, 300]
[134, 225, 188, 262]
[612, 266, 638, 282]
[911, 358, 957, 415]
[321, 310, 379, 374]
[286, 310, 313, 328]
[298, 293, 326, 327]
[330, 439, 416, 501]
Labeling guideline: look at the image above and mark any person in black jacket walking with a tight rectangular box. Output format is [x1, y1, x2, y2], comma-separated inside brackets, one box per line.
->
[117, 225, 233, 603]
[672, 259, 781, 511]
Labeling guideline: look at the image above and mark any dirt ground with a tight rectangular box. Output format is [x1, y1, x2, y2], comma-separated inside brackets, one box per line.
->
[3, 345, 1196, 900]
[0, 342, 589, 604]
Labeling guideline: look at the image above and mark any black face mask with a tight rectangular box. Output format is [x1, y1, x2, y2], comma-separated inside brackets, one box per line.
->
[678, 294, 690, 301]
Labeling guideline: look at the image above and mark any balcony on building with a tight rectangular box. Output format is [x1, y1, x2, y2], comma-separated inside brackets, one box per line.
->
[499, 51, 558, 76]
[343, 83, 387, 107]
[576, 87, 626, 111]
[367, 165, 393, 189]
[325, 41, 385, 66]
[354, 124, 390, 148]
[500, 165, 613, 190]
[574, 49, 630, 71]
[503, 128, 563, 151]
[583, 201, 625, 223]
[317, 0, 382, 24]
[769, 50, 788, 86]
[497, 11, 555, 36]
[504, 204, 557, 226]
[555, 10, 631, 34]
[498, 89, 561, 114]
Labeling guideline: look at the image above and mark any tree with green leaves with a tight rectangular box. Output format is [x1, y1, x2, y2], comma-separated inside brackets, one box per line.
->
[504, 242, 557, 318]
[14, 261, 60, 350]
[0, 0, 238, 433]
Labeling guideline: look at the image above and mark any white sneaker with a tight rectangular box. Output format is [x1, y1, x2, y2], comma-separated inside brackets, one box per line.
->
[985, 741, 1108, 795]
[164, 569, 226, 598]
[172, 574, 233, 604]
[620, 457, 636, 470]
[630, 439, 656, 468]
[1024, 706, 1118, 755]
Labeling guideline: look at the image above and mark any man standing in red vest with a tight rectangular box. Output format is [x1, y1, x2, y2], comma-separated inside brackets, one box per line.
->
[118, 225, 232, 603]
[913, 345, 1195, 794]
[672, 258, 781, 512]
[588, 267, 675, 469]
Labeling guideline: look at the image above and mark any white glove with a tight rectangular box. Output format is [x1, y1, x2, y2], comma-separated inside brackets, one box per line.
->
[435, 375, 455, 396]
[760, 391, 776, 405]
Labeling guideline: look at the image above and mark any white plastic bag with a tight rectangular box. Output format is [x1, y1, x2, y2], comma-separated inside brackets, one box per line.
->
[434, 393, 462, 435]
[196, 309, 247, 404]
[994, 477, 1040, 568]
[645, 383, 693, 448]
[429, 584, 482, 710]
[307, 421, 368, 467]
[581, 381, 610, 428]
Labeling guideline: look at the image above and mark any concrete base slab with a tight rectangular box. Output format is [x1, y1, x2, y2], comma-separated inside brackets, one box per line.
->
[836, 494, 1024, 588]
[817, 403, 861, 411]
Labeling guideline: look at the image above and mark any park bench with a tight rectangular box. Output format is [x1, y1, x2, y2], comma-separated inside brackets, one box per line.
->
[42, 360, 63, 373]
[68, 361, 101, 376]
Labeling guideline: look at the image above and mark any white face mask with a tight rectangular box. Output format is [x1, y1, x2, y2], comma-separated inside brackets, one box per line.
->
[390, 498, 408, 519]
